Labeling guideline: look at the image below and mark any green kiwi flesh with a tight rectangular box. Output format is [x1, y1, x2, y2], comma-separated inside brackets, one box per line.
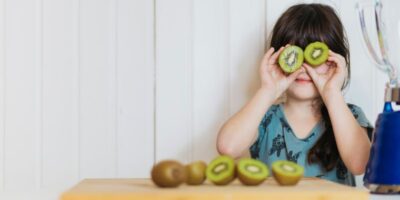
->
[151, 160, 186, 188]
[278, 45, 304, 73]
[304, 41, 329, 66]
[206, 155, 235, 185]
[272, 160, 304, 186]
[237, 158, 269, 185]
[185, 161, 207, 185]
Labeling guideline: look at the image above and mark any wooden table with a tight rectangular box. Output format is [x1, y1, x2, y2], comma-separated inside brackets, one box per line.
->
[61, 177, 369, 200]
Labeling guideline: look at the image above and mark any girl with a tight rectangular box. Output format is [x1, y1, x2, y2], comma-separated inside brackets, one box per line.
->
[217, 4, 373, 186]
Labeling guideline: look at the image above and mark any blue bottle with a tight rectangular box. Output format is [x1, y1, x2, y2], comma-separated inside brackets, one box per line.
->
[363, 102, 400, 193]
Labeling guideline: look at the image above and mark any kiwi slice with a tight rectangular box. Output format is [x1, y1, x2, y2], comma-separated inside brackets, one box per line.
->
[237, 158, 269, 186]
[151, 160, 187, 188]
[272, 160, 304, 186]
[304, 41, 329, 66]
[278, 45, 304, 73]
[206, 155, 235, 185]
[185, 161, 207, 185]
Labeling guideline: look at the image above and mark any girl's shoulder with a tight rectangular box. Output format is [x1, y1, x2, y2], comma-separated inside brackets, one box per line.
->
[346, 103, 369, 121]
[347, 103, 364, 114]
[346, 103, 374, 139]
[267, 104, 281, 115]
[259, 104, 282, 129]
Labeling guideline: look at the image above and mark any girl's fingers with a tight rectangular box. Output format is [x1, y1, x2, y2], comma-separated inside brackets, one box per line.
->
[287, 67, 305, 83]
[268, 44, 291, 65]
[328, 50, 342, 58]
[326, 64, 336, 78]
[260, 47, 275, 68]
[327, 56, 345, 72]
[268, 46, 285, 65]
[329, 50, 346, 64]
[304, 64, 319, 83]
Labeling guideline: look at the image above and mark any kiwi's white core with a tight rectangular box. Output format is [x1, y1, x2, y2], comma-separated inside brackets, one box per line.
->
[312, 49, 322, 59]
[246, 165, 260, 173]
[287, 52, 296, 66]
[213, 163, 226, 174]
[282, 164, 296, 172]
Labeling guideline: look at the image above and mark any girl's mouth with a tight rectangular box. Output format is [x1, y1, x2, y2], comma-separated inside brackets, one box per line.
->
[295, 78, 312, 84]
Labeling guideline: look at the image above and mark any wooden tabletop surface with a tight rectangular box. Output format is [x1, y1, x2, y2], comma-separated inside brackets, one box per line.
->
[61, 177, 369, 200]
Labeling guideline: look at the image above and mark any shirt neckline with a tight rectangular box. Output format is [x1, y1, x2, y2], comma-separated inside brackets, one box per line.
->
[277, 103, 323, 141]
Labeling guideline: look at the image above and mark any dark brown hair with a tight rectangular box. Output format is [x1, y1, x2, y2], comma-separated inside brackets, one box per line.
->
[269, 4, 350, 171]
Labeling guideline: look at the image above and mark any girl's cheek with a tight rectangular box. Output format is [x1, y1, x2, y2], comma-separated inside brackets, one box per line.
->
[314, 63, 330, 74]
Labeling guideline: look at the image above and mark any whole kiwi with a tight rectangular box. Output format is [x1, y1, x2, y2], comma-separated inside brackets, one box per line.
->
[151, 160, 187, 188]
[185, 161, 207, 185]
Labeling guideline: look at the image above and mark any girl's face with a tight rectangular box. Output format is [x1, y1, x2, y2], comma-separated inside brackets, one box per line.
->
[286, 62, 332, 101]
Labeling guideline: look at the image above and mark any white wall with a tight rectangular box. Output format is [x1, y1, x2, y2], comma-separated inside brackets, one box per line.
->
[0, 0, 397, 199]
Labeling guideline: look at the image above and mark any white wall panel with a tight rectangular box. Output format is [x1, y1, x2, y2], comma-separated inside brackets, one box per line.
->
[229, 0, 265, 115]
[155, 0, 193, 163]
[192, 0, 230, 162]
[4, 0, 38, 190]
[79, 0, 116, 178]
[41, 0, 78, 189]
[0, 0, 5, 192]
[116, 0, 154, 178]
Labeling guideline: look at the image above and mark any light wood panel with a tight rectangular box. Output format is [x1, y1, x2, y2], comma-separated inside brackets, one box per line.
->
[61, 178, 369, 200]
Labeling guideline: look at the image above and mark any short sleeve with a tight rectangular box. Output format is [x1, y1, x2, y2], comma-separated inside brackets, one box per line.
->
[250, 115, 267, 159]
[249, 105, 277, 159]
[347, 104, 374, 140]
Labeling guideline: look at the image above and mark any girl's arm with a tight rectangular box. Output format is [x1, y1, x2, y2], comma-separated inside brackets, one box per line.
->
[217, 88, 275, 158]
[304, 50, 371, 175]
[323, 91, 370, 175]
[217, 46, 304, 159]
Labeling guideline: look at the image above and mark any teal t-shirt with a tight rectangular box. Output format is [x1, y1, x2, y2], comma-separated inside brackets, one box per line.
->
[250, 103, 373, 186]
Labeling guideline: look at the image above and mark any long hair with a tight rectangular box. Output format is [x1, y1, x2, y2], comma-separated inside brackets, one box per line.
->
[269, 4, 350, 171]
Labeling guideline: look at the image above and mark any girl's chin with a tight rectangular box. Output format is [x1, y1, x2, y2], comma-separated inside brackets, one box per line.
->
[287, 88, 320, 100]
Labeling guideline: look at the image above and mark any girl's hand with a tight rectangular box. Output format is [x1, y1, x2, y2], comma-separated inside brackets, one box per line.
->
[259, 46, 304, 100]
[304, 50, 347, 99]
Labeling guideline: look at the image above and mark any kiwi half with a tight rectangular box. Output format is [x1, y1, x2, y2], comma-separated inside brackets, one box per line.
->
[151, 160, 187, 188]
[185, 161, 207, 185]
[272, 160, 304, 186]
[304, 41, 329, 66]
[237, 158, 269, 186]
[278, 45, 304, 73]
[206, 155, 235, 185]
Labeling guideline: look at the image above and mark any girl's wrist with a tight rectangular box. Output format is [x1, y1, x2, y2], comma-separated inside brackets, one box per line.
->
[258, 87, 279, 105]
[321, 89, 344, 106]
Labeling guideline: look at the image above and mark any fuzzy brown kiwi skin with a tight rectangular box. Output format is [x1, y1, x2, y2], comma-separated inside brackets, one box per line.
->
[151, 160, 187, 188]
[185, 161, 207, 185]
